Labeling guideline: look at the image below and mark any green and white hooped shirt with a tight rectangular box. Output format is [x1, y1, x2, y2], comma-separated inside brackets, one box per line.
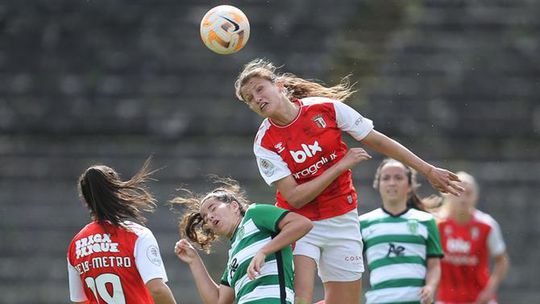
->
[220, 204, 294, 304]
[359, 207, 443, 304]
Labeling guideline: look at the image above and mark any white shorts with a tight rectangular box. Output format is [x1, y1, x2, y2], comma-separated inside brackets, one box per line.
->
[293, 209, 364, 282]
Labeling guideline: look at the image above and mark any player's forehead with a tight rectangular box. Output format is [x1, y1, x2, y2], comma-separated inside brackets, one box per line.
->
[242, 77, 269, 93]
[380, 162, 407, 175]
[200, 197, 220, 215]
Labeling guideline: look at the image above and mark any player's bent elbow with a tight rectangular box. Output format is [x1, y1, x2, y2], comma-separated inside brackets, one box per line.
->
[146, 278, 171, 298]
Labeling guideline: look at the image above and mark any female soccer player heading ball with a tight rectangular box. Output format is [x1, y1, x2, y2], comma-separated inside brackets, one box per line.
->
[234, 58, 464, 304]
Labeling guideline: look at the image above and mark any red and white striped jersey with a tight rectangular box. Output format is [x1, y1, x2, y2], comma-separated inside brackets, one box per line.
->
[67, 221, 168, 303]
[437, 210, 506, 303]
[253, 97, 373, 220]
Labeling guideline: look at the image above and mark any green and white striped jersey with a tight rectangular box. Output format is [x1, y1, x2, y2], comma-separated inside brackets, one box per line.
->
[220, 204, 294, 304]
[359, 207, 443, 304]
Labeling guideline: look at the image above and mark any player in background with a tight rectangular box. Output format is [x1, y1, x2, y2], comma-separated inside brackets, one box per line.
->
[360, 159, 443, 304]
[234, 58, 463, 304]
[67, 160, 177, 304]
[430, 172, 510, 304]
[172, 177, 312, 304]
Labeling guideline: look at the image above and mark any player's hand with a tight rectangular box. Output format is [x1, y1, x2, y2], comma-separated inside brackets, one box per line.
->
[425, 166, 464, 196]
[475, 287, 495, 304]
[339, 148, 372, 170]
[174, 239, 199, 265]
[419, 285, 434, 304]
[247, 251, 266, 280]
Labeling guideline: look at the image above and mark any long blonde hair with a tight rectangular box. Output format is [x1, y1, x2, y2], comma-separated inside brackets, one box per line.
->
[234, 58, 356, 103]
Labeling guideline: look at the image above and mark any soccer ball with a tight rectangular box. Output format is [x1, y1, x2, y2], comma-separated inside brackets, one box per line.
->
[200, 5, 250, 55]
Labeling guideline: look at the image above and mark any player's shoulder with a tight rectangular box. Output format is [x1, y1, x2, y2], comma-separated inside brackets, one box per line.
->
[254, 119, 273, 145]
[122, 221, 153, 238]
[473, 209, 499, 228]
[246, 203, 283, 215]
[405, 208, 436, 222]
[301, 96, 338, 106]
[359, 208, 385, 222]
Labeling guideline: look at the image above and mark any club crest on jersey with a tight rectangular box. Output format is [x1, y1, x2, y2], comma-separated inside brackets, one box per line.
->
[407, 219, 419, 235]
[470, 227, 480, 240]
[312, 115, 326, 128]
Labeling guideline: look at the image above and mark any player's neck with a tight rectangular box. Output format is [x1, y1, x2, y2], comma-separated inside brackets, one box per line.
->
[450, 208, 474, 224]
[227, 215, 243, 239]
[382, 201, 408, 216]
[270, 99, 300, 126]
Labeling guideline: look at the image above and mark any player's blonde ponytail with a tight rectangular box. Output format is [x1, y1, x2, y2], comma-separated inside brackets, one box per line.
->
[235, 58, 356, 102]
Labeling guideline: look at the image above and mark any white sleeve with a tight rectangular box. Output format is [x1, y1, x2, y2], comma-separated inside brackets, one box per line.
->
[487, 218, 506, 257]
[67, 258, 88, 302]
[254, 144, 291, 185]
[134, 228, 169, 284]
[333, 101, 374, 141]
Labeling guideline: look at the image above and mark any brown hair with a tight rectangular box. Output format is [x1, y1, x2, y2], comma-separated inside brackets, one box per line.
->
[78, 158, 157, 226]
[170, 177, 249, 253]
[373, 158, 425, 211]
[234, 58, 356, 103]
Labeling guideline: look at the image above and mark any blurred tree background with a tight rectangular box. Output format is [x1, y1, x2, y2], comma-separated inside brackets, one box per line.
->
[1, 0, 539, 302]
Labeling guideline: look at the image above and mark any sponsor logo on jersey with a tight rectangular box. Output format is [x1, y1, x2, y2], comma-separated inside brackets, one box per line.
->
[312, 115, 327, 128]
[354, 116, 363, 126]
[444, 254, 479, 266]
[75, 233, 120, 259]
[229, 257, 239, 277]
[289, 141, 322, 163]
[292, 151, 337, 179]
[386, 243, 405, 257]
[447, 238, 471, 254]
[259, 158, 275, 177]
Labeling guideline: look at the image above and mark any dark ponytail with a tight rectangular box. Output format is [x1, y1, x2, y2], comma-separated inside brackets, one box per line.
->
[78, 158, 156, 226]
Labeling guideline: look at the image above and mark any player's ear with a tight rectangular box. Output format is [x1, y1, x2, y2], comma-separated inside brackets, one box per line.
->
[275, 80, 287, 94]
[230, 200, 240, 213]
[275, 79, 284, 89]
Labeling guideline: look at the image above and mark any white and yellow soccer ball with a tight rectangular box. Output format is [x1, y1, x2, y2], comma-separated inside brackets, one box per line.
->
[200, 5, 250, 55]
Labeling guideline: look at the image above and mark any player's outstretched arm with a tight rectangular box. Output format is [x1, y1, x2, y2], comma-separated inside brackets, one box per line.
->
[360, 130, 464, 195]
